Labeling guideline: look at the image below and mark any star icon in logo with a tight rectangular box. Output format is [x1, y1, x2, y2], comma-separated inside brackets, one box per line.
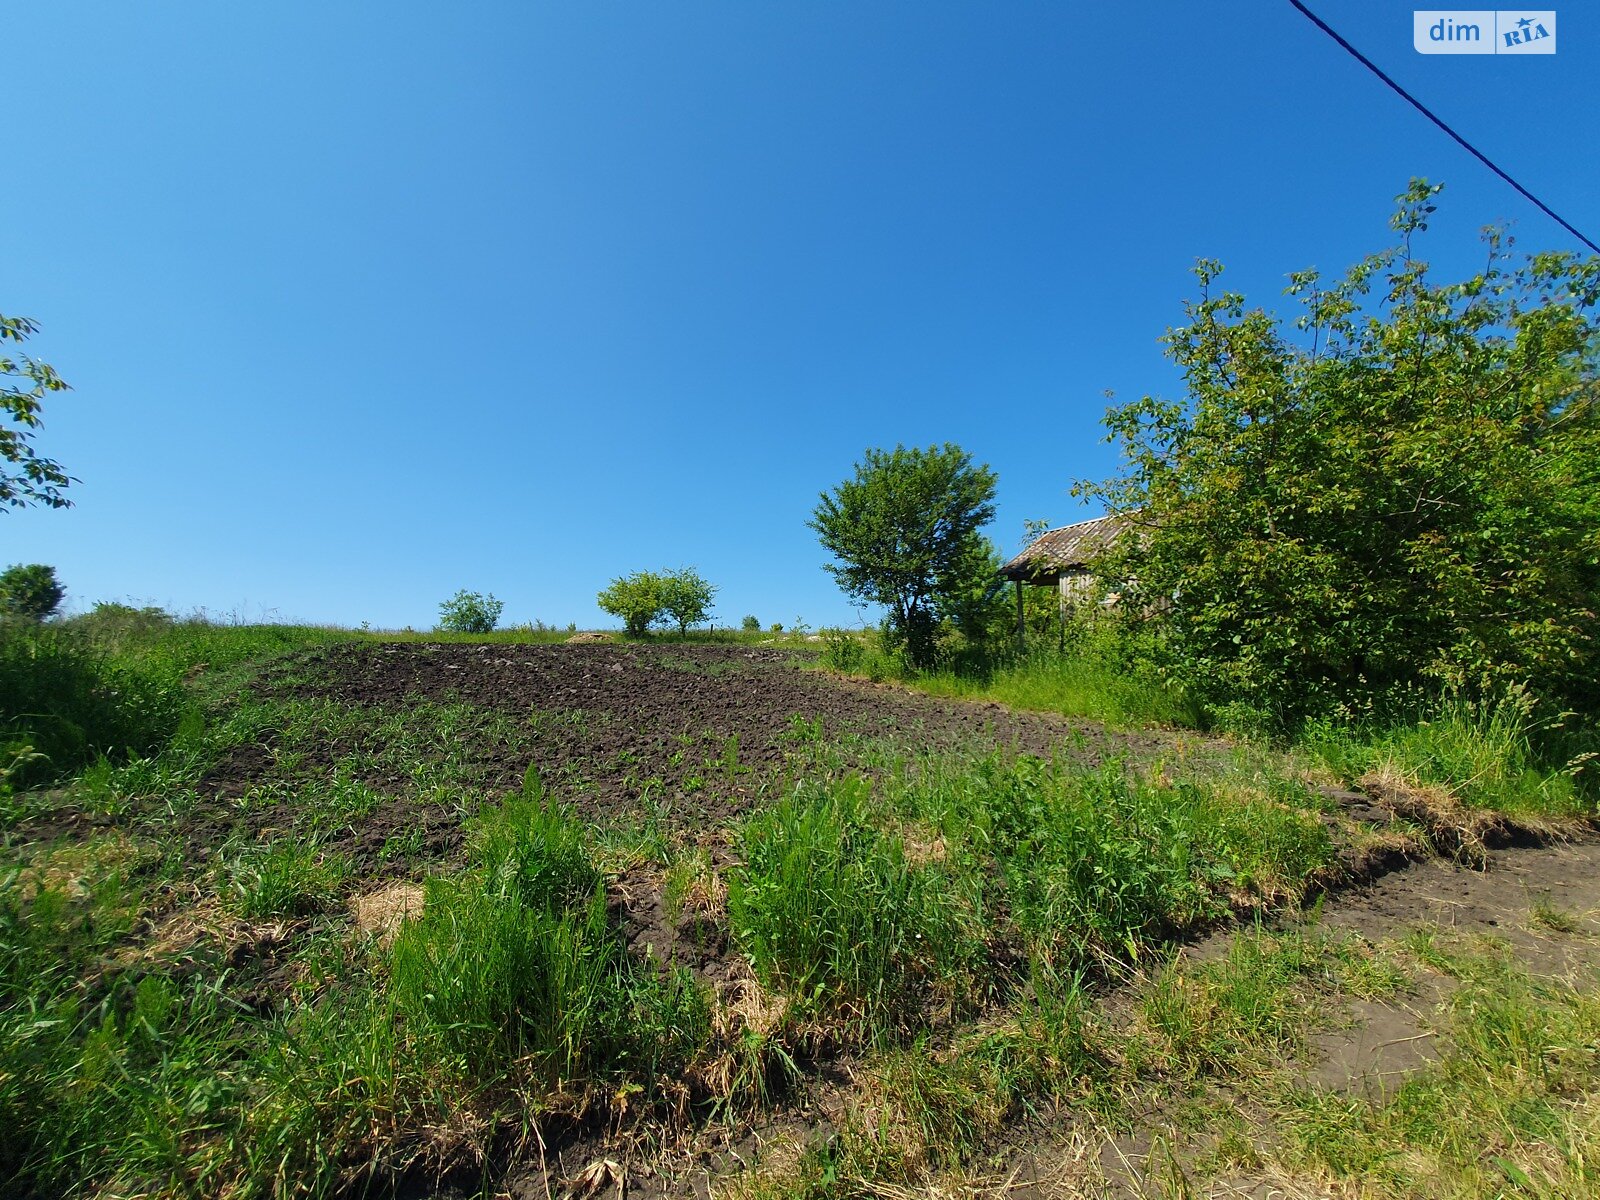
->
[1517, 16, 1534, 29]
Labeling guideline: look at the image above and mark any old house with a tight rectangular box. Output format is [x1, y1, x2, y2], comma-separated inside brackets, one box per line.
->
[997, 512, 1136, 641]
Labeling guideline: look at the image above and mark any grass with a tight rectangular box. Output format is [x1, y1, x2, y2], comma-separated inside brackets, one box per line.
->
[0, 613, 353, 791]
[1301, 686, 1596, 822]
[914, 642, 1203, 729]
[4, 615, 1597, 1198]
[727, 775, 986, 1038]
[220, 837, 351, 919]
[1272, 933, 1600, 1198]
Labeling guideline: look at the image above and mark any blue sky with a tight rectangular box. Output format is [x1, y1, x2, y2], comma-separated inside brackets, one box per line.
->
[6, 3, 1595, 629]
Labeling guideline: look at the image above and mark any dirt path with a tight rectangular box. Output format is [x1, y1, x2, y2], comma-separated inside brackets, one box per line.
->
[1012, 837, 1600, 1199]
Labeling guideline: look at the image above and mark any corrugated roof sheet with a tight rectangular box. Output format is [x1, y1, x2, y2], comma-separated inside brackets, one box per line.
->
[998, 512, 1136, 581]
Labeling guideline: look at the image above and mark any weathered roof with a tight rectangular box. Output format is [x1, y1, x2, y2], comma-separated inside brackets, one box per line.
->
[998, 513, 1136, 581]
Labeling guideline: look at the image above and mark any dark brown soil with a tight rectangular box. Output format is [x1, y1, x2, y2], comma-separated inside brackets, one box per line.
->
[258, 641, 1169, 828]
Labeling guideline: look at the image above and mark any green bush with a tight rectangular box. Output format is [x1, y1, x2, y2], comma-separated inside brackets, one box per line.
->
[63, 601, 174, 646]
[1079, 182, 1600, 722]
[742, 614, 761, 632]
[0, 563, 63, 622]
[819, 627, 866, 674]
[435, 589, 504, 634]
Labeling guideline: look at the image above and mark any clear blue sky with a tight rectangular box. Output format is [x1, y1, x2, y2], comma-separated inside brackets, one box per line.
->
[6, 3, 1595, 629]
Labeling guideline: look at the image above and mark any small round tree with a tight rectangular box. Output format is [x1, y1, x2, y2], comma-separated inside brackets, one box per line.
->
[0, 563, 64, 622]
[660, 568, 717, 635]
[436, 589, 504, 634]
[597, 572, 665, 636]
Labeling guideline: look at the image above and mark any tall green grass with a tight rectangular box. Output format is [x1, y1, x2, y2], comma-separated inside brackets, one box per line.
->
[728, 753, 1335, 1043]
[0, 625, 192, 786]
[0, 612, 352, 789]
[1301, 687, 1597, 819]
[915, 644, 1202, 728]
[388, 769, 708, 1089]
[727, 776, 986, 1037]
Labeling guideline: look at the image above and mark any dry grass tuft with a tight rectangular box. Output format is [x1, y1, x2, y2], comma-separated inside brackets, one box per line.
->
[349, 882, 425, 946]
[1359, 765, 1511, 866]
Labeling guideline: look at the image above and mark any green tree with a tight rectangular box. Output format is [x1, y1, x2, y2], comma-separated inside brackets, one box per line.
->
[1077, 180, 1600, 721]
[0, 563, 64, 622]
[597, 571, 665, 636]
[2, 314, 73, 511]
[659, 568, 717, 635]
[436, 589, 504, 634]
[810, 443, 999, 669]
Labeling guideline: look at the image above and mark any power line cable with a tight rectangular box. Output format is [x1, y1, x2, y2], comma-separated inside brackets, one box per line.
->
[1287, 0, 1599, 255]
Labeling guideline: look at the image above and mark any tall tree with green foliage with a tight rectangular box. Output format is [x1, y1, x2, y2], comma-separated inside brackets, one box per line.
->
[811, 443, 998, 669]
[1077, 181, 1600, 722]
[1, 314, 73, 511]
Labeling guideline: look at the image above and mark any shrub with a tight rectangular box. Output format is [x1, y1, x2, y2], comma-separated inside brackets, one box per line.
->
[1079, 181, 1600, 722]
[819, 627, 866, 674]
[742, 614, 761, 632]
[436, 589, 504, 634]
[64, 602, 174, 646]
[0, 563, 63, 622]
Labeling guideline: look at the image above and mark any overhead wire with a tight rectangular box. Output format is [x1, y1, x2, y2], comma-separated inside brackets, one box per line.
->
[1287, 0, 1599, 255]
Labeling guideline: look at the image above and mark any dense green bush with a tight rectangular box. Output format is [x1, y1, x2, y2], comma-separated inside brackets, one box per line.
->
[1079, 181, 1600, 724]
[435, 589, 504, 634]
[0, 563, 63, 622]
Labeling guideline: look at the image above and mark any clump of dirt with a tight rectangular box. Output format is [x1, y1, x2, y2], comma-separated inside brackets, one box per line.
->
[613, 864, 735, 987]
[1358, 765, 1518, 864]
